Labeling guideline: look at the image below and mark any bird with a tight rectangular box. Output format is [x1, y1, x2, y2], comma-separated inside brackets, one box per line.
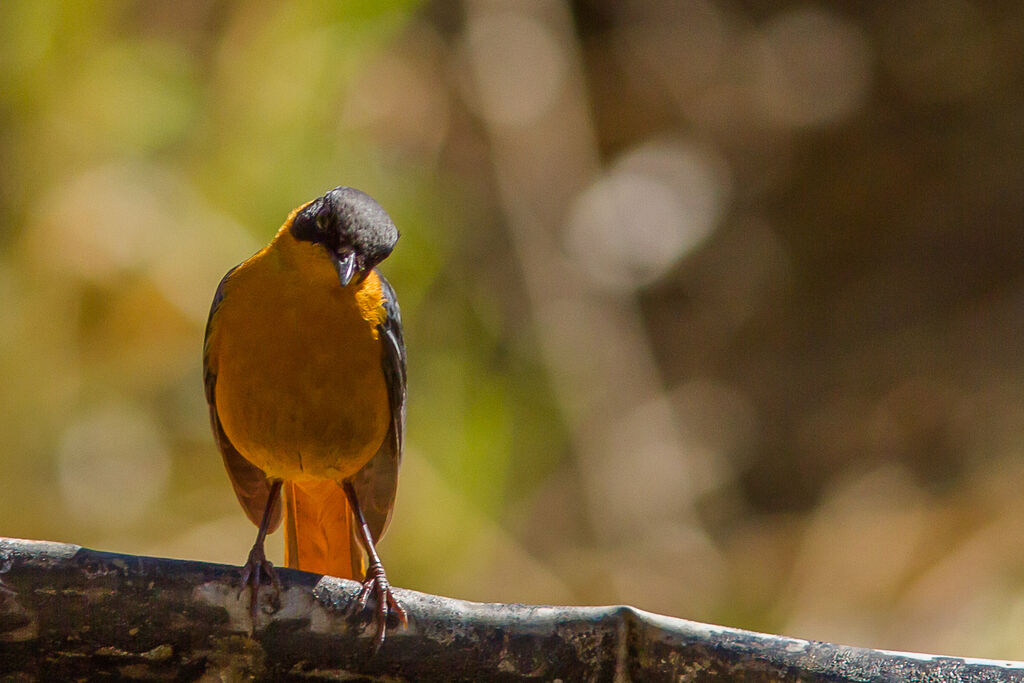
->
[202, 186, 407, 649]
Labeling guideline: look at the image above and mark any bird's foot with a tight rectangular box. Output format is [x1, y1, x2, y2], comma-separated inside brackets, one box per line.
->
[239, 544, 281, 635]
[355, 559, 407, 653]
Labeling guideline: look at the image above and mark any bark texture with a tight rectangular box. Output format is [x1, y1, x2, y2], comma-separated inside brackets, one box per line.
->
[0, 537, 1021, 681]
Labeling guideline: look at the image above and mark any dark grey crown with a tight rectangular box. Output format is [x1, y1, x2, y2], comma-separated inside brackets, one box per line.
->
[291, 187, 399, 273]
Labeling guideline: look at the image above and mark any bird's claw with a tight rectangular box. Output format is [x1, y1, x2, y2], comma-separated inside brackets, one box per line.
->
[239, 544, 281, 634]
[354, 560, 407, 653]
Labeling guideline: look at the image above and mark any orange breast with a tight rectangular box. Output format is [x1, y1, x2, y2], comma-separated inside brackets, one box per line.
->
[210, 244, 390, 482]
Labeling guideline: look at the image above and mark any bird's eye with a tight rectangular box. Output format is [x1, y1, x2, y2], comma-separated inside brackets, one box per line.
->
[316, 214, 329, 232]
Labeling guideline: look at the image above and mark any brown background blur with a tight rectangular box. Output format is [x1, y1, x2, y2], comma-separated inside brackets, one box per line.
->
[2, 0, 1024, 660]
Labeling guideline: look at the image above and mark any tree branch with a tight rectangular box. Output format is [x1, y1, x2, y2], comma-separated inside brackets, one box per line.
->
[0, 537, 1019, 681]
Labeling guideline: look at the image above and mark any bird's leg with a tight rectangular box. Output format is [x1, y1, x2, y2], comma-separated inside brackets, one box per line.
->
[342, 480, 407, 652]
[239, 479, 283, 634]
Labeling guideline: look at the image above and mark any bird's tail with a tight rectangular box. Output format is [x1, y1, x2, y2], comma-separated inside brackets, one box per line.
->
[283, 480, 365, 580]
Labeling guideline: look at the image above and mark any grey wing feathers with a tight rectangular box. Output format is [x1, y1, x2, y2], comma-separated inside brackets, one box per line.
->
[209, 406, 282, 529]
[379, 272, 407, 454]
[203, 265, 282, 532]
[349, 270, 406, 542]
[203, 265, 236, 405]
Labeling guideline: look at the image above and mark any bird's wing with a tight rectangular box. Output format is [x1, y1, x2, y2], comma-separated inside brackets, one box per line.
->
[204, 265, 282, 531]
[349, 270, 406, 542]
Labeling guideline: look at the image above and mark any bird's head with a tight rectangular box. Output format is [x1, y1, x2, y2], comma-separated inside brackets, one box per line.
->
[289, 186, 399, 287]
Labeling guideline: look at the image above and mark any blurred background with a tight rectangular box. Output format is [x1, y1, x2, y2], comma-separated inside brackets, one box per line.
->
[2, 0, 1024, 660]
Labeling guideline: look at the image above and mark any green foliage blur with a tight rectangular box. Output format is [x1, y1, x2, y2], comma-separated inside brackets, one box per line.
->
[3, 0, 1024, 662]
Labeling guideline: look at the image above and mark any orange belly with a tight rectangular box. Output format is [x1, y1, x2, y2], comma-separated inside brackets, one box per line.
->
[212, 254, 390, 483]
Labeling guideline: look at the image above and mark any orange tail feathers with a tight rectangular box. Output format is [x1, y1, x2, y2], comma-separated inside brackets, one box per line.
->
[283, 480, 365, 580]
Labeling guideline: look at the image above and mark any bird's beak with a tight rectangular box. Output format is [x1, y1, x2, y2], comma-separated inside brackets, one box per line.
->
[333, 251, 358, 287]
